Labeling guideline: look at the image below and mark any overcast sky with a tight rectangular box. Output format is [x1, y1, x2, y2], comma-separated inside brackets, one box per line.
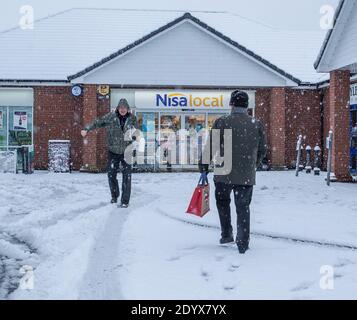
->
[1, 0, 340, 32]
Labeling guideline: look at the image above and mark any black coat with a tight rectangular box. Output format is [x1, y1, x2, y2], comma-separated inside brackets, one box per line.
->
[199, 112, 267, 186]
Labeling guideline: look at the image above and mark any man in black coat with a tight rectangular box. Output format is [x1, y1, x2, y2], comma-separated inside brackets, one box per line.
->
[199, 90, 267, 254]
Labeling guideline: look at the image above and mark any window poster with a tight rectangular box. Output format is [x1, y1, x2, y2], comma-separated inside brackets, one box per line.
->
[14, 111, 28, 130]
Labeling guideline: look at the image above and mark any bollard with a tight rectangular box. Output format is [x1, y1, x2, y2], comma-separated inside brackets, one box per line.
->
[326, 131, 333, 186]
[295, 135, 303, 177]
[313, 145, 321, 176]
[305, 146, 312, 174]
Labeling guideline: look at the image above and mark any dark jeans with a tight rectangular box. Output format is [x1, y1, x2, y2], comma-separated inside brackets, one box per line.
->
[214, 182, 253, 247]
[108, 152, 132, 205]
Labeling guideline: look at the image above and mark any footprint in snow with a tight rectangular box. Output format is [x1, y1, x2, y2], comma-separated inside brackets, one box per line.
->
[334, 273, 344, 279]
[228, 264, 240, 272]
[167, 256, 180, 262]
[201, 270, 210, 281]
[291, 281, 314, 292]
[223, 285, 236, 292]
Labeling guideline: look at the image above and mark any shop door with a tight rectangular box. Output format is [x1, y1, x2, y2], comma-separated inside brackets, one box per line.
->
[136, 112, 158, 167]
[183, 114, 206, 167]
[350, 107, 357, 175]
[160, 114, 181, 168]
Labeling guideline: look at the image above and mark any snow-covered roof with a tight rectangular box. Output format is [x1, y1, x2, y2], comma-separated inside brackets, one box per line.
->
[0, 8, 328, 84]
[315, 0, 345, 71]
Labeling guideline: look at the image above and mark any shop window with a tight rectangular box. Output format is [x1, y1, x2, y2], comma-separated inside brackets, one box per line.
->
[137, 112, 158, 134]
[207, 114, 222, 130]
[8, 107, 33, 147]
[135, 112, 159, 166]
[0, 107, 7, 148]
[184, 114, 206, 132]
[0, 106, 33, 171]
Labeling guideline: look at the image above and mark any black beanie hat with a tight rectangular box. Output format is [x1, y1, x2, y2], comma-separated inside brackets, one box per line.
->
[117, 98, 130, 109]
[230, 90, 249, 108]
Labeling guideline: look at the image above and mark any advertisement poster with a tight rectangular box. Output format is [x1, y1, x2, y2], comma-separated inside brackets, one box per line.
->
[0, 111, 3, 129]
[14, 111, 28, 130]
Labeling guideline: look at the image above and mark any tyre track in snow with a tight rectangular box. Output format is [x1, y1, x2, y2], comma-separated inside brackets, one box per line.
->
[79, 187, 158, 300]
[157, 209, 357, 251]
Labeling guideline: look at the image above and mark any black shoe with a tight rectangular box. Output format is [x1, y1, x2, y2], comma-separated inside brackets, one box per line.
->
[220, 236, 234, 244]
[120, 203, 129, 208]
[111, 198, 118, 204]
[237, 244, 249, 254]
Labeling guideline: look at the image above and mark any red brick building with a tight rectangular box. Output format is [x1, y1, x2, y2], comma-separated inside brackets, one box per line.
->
[315, 0, 357, 182]
[0, 7, 355, 180]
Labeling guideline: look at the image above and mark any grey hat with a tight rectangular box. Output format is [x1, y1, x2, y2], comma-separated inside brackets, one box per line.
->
[117, 98, 130, 109]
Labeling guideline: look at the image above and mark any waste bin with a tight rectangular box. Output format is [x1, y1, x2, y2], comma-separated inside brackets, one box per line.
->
[48, 140, 71, 173]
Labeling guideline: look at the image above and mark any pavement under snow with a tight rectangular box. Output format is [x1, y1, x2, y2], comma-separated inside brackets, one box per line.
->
[0, 171, 357, 300]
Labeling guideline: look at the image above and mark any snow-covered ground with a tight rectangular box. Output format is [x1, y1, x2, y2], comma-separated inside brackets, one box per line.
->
[0, 171, 357, 300]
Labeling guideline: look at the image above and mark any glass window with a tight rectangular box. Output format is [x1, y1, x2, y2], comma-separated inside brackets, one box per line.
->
[184, 114, 206, 132]
[160, 115, 181, 166]
[160, 115, 181, 133]
[207, 114, 223, 130]
[8, 107, 33, 146]
[184, 115, 206, 166]
[135, 112, 159, 166]
[136, 112, 158, 139]
[0, 107, 7, 148]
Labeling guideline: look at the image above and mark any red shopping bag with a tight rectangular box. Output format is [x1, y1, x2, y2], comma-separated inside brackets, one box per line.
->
[186, 181, 210, 218]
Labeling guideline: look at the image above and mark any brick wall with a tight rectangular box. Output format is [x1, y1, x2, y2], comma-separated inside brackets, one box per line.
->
[255, 88, 272, 164]
[285, 89, 322, 168]
[34, 86, 83, 170]
[328, 70, 351, 181]
[32, 85, 329, 173]
[34, 85, 110, 172]
[269, 88, 286, 168]
[96, 98, 110, 170]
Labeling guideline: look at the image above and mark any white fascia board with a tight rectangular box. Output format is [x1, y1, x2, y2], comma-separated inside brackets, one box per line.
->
[291, 85, 318, 90]
[0, 81, 70, 87]
[0, 87, 34, 107]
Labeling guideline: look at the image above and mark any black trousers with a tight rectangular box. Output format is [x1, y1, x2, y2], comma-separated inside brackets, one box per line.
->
[214, 182, 253, 246]
[108, 152, 132, 205]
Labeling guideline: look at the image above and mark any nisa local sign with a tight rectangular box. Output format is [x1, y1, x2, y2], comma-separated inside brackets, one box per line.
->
[135, 90, 256, 110]
[156, 92, 224, 108]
